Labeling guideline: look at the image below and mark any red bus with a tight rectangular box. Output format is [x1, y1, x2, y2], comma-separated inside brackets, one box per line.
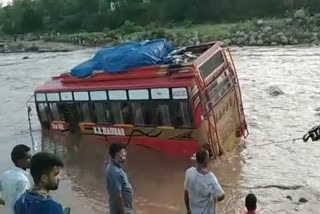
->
[33, 41, 248, 158]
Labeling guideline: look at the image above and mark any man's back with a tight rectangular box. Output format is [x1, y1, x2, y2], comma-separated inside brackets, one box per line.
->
[0, 168, 31, 214]
[14, 191, 64, 214]
[184, 167, 224, 214]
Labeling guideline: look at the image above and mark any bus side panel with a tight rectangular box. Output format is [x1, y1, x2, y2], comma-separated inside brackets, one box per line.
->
[213, 88, 240, 151]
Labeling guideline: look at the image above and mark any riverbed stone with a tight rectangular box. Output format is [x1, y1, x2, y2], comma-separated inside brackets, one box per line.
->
[294, 9, 306, 19]
[257, 39, 264, 46]
[257, 19, 264, 26]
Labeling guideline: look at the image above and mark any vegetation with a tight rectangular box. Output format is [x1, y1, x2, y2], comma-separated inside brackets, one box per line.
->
[0, 0, 320, 35]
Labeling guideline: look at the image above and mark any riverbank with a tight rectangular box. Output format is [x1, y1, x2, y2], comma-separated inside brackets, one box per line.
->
[1, 9, 320, 53]
[0, 40, 82, 53]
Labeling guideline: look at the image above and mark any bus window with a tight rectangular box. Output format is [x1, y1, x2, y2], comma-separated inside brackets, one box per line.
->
[171, 101, 192, 128]
[131, 103, 144, 126]
[107, 100, 193, 128]
[111, 102, 132, 124]
[154, 103, 171, 126]
[59, 103, 80, 130]
[91, 102, 113, 124]
[37, 103, 51, 128]
[76, 103, 92, 122]
[130, 102, 154, 126]
[49, 103, 63, 121]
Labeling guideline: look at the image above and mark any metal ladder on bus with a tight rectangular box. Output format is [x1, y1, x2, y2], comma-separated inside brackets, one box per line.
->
[193, 65, 224, 159]
[223, 48, 249, 138]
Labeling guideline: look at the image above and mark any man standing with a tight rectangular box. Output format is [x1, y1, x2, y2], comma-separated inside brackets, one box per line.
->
[14, 152, 65, 214]
[184, 148, 225, 214]
[0, 144, 32, 214]
[106, 143, 133, 214]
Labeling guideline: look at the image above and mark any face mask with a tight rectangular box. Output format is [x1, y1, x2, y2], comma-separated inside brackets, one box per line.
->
[118, 151, 127, 163]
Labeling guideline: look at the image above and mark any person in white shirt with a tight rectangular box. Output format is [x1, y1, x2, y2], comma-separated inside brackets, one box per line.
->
[0, 144, 32, 214]
[184, 148, 225, 214]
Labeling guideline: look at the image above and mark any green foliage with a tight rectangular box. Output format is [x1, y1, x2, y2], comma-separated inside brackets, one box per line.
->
[1, 0, 320, 35]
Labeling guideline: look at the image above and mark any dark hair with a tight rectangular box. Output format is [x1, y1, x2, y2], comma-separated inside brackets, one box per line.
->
[30, 152, 64, 184]
[196, 148, 209, 164]
[200, 144, 213, 159]
[245, 193, 257, 211]
[11, 144, 30, 165]
[109, 143, 126, 159]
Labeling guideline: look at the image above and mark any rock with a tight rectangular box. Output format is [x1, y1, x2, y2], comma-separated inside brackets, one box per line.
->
[271, 42, 278, 46]
[286, 195, 293, 201]
[264, 37, 270, 43]
[267, 86, 284, 96]
[257, 19, 264, 26]
[22, 56, 29, 60]
[248, 31, 255, 36]
[299, 197, 308, 204]
[262, 26, 272, 33]
[281, 35, 289, 44]
[249, 38, 257, 46]
[243, 34, 249, 41]
[276, 32, 284, 37]
[26, 46, 39, 52]
[235, 31, 242, 37]
[285, 18, 293, 25]
[257, 39, 264, 46]
[294, 9, 306, 19]
[312, 40, 319, 46]
[223, 39, 232, 46]
[257, 33, 264, 40]
[270, 35, 277, 42]
[235, 38, 245, 46]
[312, 26, 319, 32]
[252, 32, 258, 39]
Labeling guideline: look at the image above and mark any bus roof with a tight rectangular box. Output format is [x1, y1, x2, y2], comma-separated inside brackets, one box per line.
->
[35, 41, 224, 93]
[35, 67, 196, 92]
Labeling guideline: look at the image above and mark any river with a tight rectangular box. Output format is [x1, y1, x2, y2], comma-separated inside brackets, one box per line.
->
[0, 46, 319, 214]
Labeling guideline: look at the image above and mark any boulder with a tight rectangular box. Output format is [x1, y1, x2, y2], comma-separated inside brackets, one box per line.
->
[298, 197, 308, 204]
[257, 39, 264, 46]
[262, 26, 272, 33]
[257, 19, 264, 26]
[223, 39, 232, 46]
[267, 86, 284, 96]
[281, 35, 289, 44]
[291, 39, 298, 45]
[249, 38, 257, 46]
[294, 9, 306, 19]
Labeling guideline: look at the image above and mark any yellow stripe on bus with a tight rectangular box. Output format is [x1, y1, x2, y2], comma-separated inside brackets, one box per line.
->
[113, 124, 134, 128]
[157, 126, 175, 130]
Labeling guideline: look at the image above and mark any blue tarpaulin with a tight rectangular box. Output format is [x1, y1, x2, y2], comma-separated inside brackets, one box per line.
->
[70, 39, 174, 78]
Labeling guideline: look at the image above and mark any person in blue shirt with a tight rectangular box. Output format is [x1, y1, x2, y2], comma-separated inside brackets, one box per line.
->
[14, 152, 65, 214]
[106, 143, 133, 214]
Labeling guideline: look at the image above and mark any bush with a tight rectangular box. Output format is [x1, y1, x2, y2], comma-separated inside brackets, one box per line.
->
[150, 28, 166, 38]
[183, 20, 193, 28]
[118, 20, 144, 34]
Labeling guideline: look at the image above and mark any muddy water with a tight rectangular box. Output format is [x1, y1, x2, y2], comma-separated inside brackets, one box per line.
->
[0, 46, 320, 214]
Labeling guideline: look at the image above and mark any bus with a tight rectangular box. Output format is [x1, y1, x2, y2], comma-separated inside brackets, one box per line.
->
[33, 41, 248, 158]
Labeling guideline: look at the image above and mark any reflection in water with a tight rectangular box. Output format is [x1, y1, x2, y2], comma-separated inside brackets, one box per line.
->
[40, 131, 242, 214]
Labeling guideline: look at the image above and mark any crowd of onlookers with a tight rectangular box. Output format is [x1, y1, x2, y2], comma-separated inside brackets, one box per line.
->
[0, 143, 263, 214]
